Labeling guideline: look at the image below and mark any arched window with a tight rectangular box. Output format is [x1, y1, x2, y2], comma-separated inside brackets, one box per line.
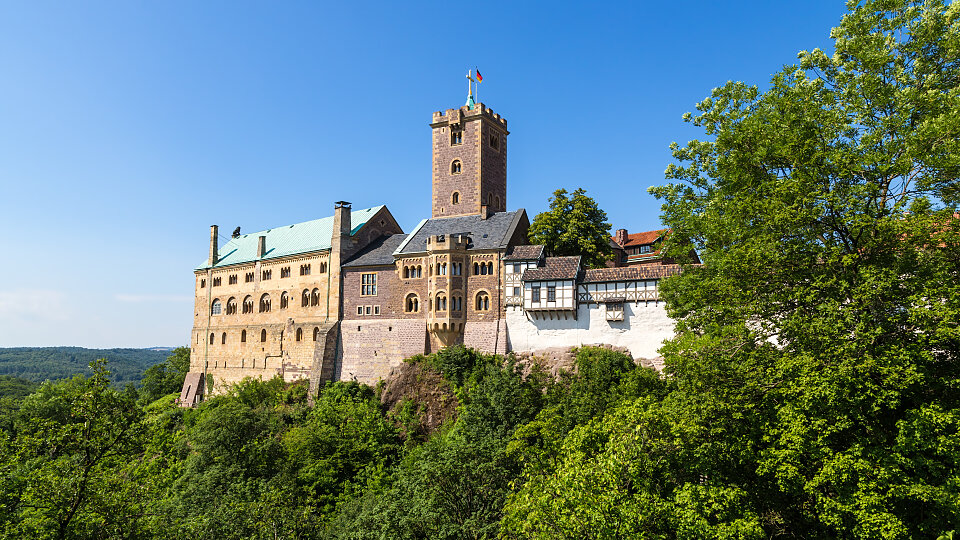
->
[487, 262, 494, 274]
[474, 262, 480, 275]
[241, 329, 247, 342]
[488, 193, 493, 206]
[452, 296, 462, 312]
[209, 333, 214, 345]
[226, 297, 237, 315]
[403, 266, 409, 278]
[221, 332, 227, 344]
[296, 328, 303, 341]
[452, 191, 460, 205]
[320, 262, 327, 273]
[416, 265, 422, 277]
[313, 327, 320, 341]
[211, 299, 222, 315]
[260, 329, 267, 342]
[476, 291, 490, 311]
[302, 289, 310, 307]
[405, 293, 419, 313]
[436, 293, 447, 312]
[495, 196, 500, 209]
[242, 296, 254, 314]
[280, 292, 289, 309]
[311, 288, 320, 307]
[259, 293, 271, 313]
[451, 160, 461, 174]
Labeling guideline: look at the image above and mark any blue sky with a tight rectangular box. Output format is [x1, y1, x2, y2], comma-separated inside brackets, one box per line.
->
[0, 1, 843, 348]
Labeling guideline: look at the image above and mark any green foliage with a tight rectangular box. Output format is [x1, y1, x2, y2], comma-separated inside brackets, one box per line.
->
[138, 347, 190, 404]
[528, 188, 613, 268]
[0, 346, 172, 387]
[0, 375, 39, 400]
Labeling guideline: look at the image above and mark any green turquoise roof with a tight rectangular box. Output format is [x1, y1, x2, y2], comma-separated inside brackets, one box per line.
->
[196, 206, 384, 270]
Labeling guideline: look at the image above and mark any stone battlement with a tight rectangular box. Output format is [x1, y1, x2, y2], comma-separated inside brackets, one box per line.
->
[431, 102, 507, 129]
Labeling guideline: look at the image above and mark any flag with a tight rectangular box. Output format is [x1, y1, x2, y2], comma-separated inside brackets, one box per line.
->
[476, 69, 483, 83]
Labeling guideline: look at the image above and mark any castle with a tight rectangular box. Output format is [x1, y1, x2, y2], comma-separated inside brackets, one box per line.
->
[180, 94, 683, 404]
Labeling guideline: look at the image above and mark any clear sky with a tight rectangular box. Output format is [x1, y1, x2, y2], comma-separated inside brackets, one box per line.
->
[0, 1, 844, 348]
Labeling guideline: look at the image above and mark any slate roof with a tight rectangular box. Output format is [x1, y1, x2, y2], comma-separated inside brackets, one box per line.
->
[504, 244, 544, 261]
[522, 256, 582, 281]
[396, 210, 524, 254]
[582, 264, 684, 283]
[343, 234, 408, 267]
[196, 206, 384, 270]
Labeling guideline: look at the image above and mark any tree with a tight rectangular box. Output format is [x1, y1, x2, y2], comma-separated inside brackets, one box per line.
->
[139, 347, 190, 404]
[640, 0, 960, 537]
[528, 188, 613, 268]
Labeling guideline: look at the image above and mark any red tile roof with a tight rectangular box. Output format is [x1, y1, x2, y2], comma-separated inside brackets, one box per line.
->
[522, 256, 581, 280]
[582, 264, 685, 283]
[504, 244, 545, 261]
[613, 229, 668, 248]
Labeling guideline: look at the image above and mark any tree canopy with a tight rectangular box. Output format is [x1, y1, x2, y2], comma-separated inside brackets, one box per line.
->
[528, 188, 613, 268]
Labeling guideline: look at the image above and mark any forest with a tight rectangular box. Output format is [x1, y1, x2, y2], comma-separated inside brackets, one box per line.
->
[0, 347, 171, 389]
[2, 0, 959, 537]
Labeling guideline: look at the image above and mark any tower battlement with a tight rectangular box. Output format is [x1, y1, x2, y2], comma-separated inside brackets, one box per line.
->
[431, 102, 508, 130]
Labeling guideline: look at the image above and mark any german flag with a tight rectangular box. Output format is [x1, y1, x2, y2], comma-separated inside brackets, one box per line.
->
[476, 69, 483, 83]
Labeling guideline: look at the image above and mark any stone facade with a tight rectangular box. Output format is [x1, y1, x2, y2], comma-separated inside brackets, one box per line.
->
[184, 97, 691, 401]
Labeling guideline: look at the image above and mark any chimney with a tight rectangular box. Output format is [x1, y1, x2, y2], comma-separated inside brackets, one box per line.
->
[615, 228, 628, 246]
[209, 225, 219, 266]
[334, 201, 352, 237]
[480, 204, 489, 220]
[257, 235, 266, 258]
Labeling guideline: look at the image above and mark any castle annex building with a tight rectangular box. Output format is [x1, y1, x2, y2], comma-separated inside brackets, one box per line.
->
[181, 96, 682, 404]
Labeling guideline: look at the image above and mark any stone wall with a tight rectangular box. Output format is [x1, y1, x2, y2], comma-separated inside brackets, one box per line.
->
[504, 300, 675, 364]
[338, 318, 427, 384]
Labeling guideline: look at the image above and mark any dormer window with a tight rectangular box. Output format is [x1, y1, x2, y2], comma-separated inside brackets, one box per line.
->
[640, 245, 652, 253]
[451, 160, 462, 174]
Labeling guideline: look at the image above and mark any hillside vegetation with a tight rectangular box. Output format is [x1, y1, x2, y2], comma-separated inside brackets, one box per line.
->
[0, 347, 172, 387]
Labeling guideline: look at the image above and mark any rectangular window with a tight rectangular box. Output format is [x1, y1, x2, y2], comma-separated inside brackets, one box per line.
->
[547, 286, 556, 302]
[281, 267, 291, 278]
[451, 128, 462, 145]
[531, 286, 541, 303]
[300, 264, 311, 276]
[640, 245, 652, 253]
[361, 273, 377, 296]
[365, 306, 372, 315]
[262, 269, 272, 280]
[229, 274, 238, 285]
[374, 305, 380, 315]
[513, 287, 520, 296]
[212, 277, 221, 287]
[513, 263, 521, 274]
[245, 272, 254, 283]
[357, 306, 363, 315]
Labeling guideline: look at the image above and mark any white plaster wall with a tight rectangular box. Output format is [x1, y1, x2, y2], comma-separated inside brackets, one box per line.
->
[505, 301, 675, 361]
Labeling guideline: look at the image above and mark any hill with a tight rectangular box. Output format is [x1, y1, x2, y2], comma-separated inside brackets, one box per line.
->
[0, 347, 174, 387]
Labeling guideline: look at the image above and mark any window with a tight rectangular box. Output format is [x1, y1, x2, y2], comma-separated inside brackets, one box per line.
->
[403, 267, 409, 278]
[640, 245, 652, 253]
[452, 262, 462, 276]
[241, 329, 247, 342]
[280, 291, 289, 309]
[374, 305, 380, 315]
[487, 193, 493, 207]
[451, 128, 462, 145]
[451, 296, 462, 311]
[437, 262, 447, 275]
[357, 306, 363, 315]
[302, 289, 310, 307]
[245, 272, 254, 283]
[311, 288, 320, 307]
[260, 329, 267, 342]
[262, 269, 272, 280]
[200, 278, 206, 288]
[416, 265, 422, 277]
[226, 297, 237, 315]
[547, 286, 556, 302]
[436, 294, 447, 312]
[474, 262, 480, 275]
[452, 192, 460, 205]
[211, 299, 222, 315]
[495, 196, 500, 209]
[488, 262, 494, 274]
[259, 293, 271, 313]
[313, 327, 320, 341]
[242, 296, 254, 314]
[300, 264, 311, 276]
[296, 328, 302, 341]
[490, 133, 499, 150]
[209, 333, 214, 345]
[320, 262, 327, 273]
[405, 294, 419, 313]
[221, 332, 227, 344]
[280, 267, 291, 278]
[365, 305, 372, 315]
[513, 263, 521, 273]
[475, 292, 490, 311]
[213, 276, 222, 287]
[532, 286, 541, 303]
[229, 274, 238, 285]
[513, 287, 520, 296]
[361, 273, 377, 296]
[451, 160, 462, 174]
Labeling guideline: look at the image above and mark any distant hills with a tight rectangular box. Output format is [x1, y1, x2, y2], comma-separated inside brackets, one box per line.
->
[0, 347, 179, 388]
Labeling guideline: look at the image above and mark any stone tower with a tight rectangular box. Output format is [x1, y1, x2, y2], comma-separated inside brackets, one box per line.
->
[430, 101, 509, 218]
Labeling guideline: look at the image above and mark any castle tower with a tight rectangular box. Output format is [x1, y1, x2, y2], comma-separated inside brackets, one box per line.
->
[430, 101, 509, 218]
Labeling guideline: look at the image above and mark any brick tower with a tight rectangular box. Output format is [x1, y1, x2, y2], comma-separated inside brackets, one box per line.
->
[430, 100, 509, 218]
